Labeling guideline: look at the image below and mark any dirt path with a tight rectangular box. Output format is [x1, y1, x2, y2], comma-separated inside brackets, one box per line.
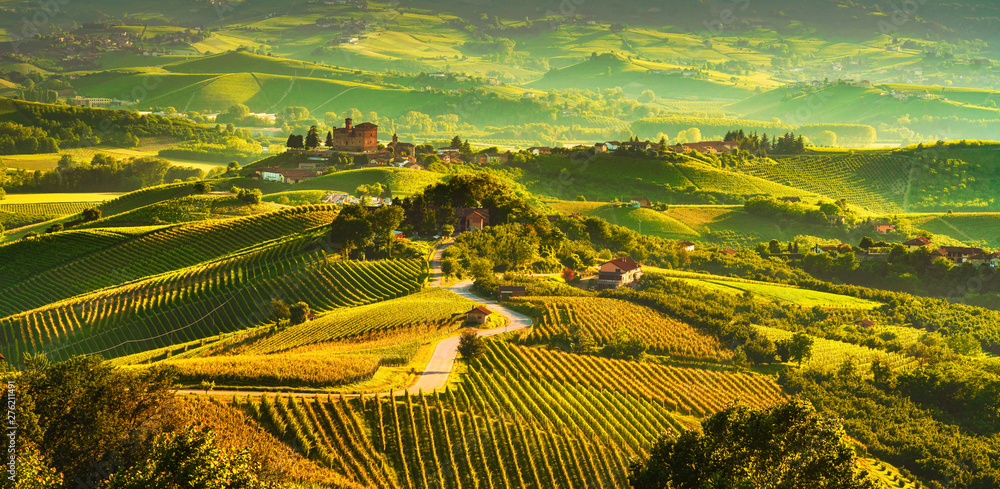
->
[176, 243, 532, 398]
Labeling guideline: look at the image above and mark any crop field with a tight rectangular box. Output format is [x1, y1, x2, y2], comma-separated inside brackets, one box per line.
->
[647, 269, 882, 309]
[0, 202, 92, 229]
[297, 168, 446, 197]
[163, 351, 383, 388]
[78, 194, 277, 228]
[0, 205, 340, 317]
[484, 341, 785, 418]
[740, 151, 912, 213]
[0, 238, 427, 363]
[0, 192, 124, 204]
[518, 296, 731, 362]
[756, 325, 916, 371]
[237, 288, 476, 355]
[676, 160, 816, 198]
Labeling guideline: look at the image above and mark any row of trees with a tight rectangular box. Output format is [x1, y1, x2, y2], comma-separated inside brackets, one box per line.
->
[724, 129, 807, 154]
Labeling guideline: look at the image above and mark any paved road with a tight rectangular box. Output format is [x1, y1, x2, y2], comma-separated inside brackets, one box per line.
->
[176, 243, 532, 398]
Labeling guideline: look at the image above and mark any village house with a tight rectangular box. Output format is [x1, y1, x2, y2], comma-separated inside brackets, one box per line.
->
[499, 286, 527, 302]
[594, 142, 608, 153]
[629, 197, 651, 209]
[321, 192, 360, 205]
[719, 248, 738, 256]
[903, 236, 933, 251]
[672, 141, 738, 155]
[254, 168, 321, 184]
[467, 305, 492, 324]
[939, 246, 986, 264]
[596, 257, 643, 290]
[454, 208, 490, 233]
[874, 221, 897, 234]
[677, 241, 696, 252]
[526, 147, 552, 155]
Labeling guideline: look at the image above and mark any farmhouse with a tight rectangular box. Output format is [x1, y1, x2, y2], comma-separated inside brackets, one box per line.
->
[499, 286, 526, 302]
[874, 221, 896, 233]
[329, 118, 378, 152]
[630, 197, 651, 209]
[672, 141, 738, 155]
[903, 236, 933, 251]
[321, 192, 360, 205]
[596, 257, 643, 290]
[526, 147, 551, 155]
[719, 248, 738, 256]
[253, 168, 321, 184]
[677, 241, 696, 252]
[455, 208, 490, 232]
[939, 246, 986, 264]
[467, 305, 492, 324]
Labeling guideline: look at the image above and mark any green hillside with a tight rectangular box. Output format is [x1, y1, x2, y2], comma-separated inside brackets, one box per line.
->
[529, 52, 752, 100]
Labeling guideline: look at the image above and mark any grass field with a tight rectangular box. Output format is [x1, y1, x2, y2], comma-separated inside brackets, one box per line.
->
[0, 192, 124, 204]
[645, 268, 883, 309]
[296, 167, 446, 196]
[548, 201, 700, 239]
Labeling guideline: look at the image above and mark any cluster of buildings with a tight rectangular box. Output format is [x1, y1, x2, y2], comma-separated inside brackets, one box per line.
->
[812, 235, 1000, 267]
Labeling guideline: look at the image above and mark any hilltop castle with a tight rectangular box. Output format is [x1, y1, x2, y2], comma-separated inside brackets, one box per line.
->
[330, 118, 377, 152]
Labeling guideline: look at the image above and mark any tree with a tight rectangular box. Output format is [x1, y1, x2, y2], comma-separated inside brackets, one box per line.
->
[289, 302, 310, 325]
[440, 224, 455, 237]
[325, 131, 334, 148]
[102, 426, 279, 489]
[18, 354, 178, 487]
[270, 299, 290, 320]
[46, 223, 63, 233]
[193, 181, 211, 194]
[628, 398, 878, 489]
[457, 330, 484, 362]
[370, 205, 405, 255]
[789, 331, 815, 367]
[305, 125, 321, 149]
[859, 236, 875, 249]
[82, 207, 102, 222]
[815, 130, 837, 147]
[450, 135, 463, 149]
[227, 161, 241, 173]
[562, 268, 576, 281]
[768, 239, 782, 254]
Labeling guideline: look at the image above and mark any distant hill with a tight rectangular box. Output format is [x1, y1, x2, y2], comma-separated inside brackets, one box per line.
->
[529, 53, 751, 100]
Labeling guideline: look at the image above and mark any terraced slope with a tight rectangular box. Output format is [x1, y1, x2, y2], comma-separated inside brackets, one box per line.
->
[0, 205, 339, 317]
[739, 151, 912, 213]
[0, 238, 426, 363]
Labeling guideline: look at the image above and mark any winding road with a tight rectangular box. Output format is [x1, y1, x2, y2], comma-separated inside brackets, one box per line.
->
[176, 242, 532, 397]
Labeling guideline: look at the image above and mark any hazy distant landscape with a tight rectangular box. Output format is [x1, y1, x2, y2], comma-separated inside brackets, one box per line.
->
[1, 1, 999, 488]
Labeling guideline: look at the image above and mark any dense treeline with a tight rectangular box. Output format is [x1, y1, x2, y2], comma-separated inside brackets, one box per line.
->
[2, 153, 209, 193]
[0, 121, 59, 155]
[0, 97, 236, 149]
[784, 361, 1000, 489]
[743, 196, 843, 226]
[724, 129, 807, 154]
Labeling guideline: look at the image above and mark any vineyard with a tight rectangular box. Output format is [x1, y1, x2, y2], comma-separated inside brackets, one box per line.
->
[0, 204, 340, 317]
[78, 194, 274, 228]
[757, 325, 917, 371]
[739, 152, 912, 213]
[485, 341, 784, 417]
[0, 236, 427, 364]
[517, 296, 732, 362]
[676, 160, 814, 198]
[235, 288, 478, 355]
[162, 351, 384, 388]
[0, 202, 92, 229]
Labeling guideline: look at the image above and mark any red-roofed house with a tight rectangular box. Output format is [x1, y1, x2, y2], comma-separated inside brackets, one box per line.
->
[630, 197, 651, 209]
[455, 208, 490, 232]
[874, 221, 896, 234]
[253, 167, 321, 184]
[677, 241, 696, 252]
[904, 236, 933, 251]
[720, 248, 738, 256]
[940, 246, 986, 264]
[467, 305, 492, 324]
[596, 257, 643, 290]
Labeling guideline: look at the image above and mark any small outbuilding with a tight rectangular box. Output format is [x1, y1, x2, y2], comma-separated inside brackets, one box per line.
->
[467, 306, 492, 324]
[499, 286, 527, 302]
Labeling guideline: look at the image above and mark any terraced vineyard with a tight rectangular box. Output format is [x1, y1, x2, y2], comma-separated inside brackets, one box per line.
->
[0, 205, 339, 317]
[0, 202, 92, 228]
[519, 296, 732, 362]
[0, 227, 163, 284]
[486, 341, 783, 417]
[0, 239, 427, 364]
[757, 325, 917, 371]
[237, 288, 477, 355]
[740, 152, 912, 213]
